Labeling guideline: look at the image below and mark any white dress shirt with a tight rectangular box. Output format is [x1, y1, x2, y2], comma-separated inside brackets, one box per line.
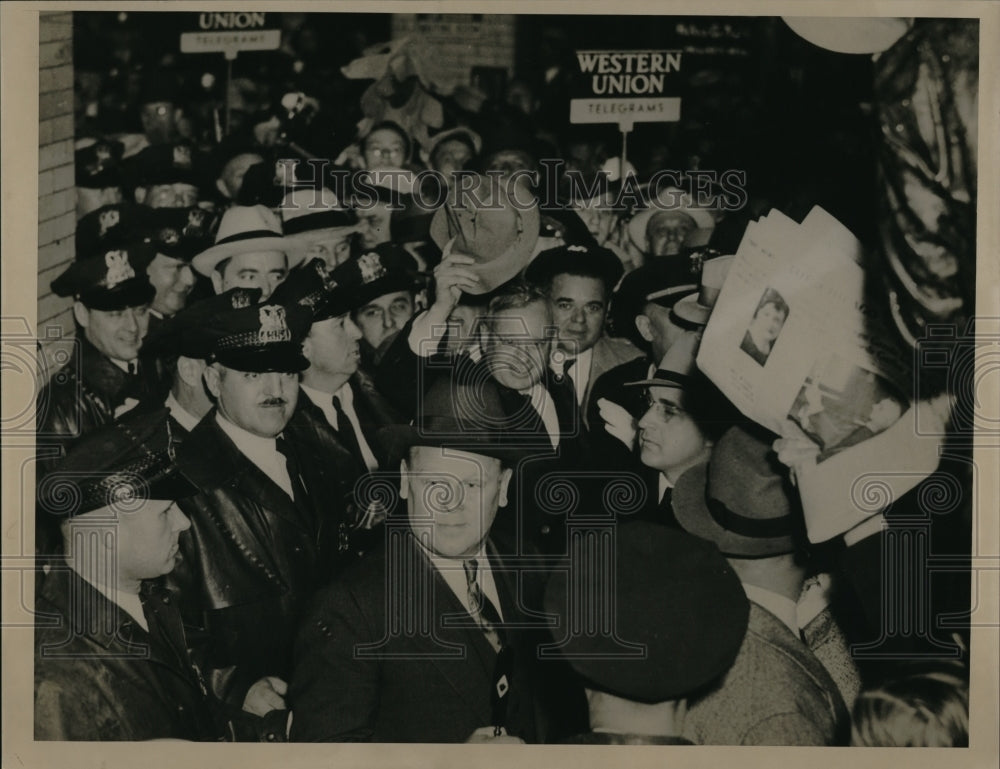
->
[215, 413, 295, 499]
[741, 583, 801, 638]
[300, 382, 380, 472]
[417, 539, 505, 623]
[164, 392, 201, 433]
[563, 347, 593, 407]
[521, 382, 560, 448]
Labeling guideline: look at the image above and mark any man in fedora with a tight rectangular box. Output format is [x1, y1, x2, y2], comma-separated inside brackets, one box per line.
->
[628, 186, 716, 259]
[38, 242, 159, 482]
[168, 293, 352, 719]
[544, 521, 749, 744]
[280, 186, 358, 270]
[192, 204, 300, 300]
[34, 415, 234, 741]
[671, 425, 850, 745]
[523, 244, 642, 429]
[289, 375, 545, 743]
[591, 253, 733, 471]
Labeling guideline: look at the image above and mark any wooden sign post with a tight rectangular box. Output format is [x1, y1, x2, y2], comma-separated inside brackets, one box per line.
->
[179, 12, 281, 135]
[570, 49, 684, 171]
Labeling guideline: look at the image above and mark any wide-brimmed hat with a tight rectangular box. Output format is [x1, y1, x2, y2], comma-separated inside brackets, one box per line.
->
[609, 256, 699, 338]
[782, 17, 911, 55]
[203, 292, 311, 373]
[420, 125, 483, 167]
[379, 374, 531, 466]
[51, 242, 156, 311]
[543, 520, 749, 702]
[281, 186, 358, 260]
[671, 253, 735, 327]
[429, 173, 540, 294]
[627, 185, 716, 254]
[37, 409, 196, 520]
[672, 425, 801, 557]
[192, 204, 297, 276]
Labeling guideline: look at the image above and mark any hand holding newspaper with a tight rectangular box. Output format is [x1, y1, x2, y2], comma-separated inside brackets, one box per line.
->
[696, 206, 944, 542]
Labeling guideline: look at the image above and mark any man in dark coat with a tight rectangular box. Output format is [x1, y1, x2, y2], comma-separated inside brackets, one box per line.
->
[289, 376, 548, 743]
[168, 293, 353, 718]
[34, 415, 235, 741]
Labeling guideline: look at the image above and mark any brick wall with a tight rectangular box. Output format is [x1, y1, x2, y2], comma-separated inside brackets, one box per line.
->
[392, 13, 516, 84]
[37, 11, 75, 380]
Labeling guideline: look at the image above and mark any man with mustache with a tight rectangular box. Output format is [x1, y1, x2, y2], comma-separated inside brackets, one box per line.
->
[168, 291, 346, 728]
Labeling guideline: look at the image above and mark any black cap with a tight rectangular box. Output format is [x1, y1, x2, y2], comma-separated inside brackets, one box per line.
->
[51, 242, 156, 311]
[37, 409, 197, 520]
[130, 142, 203, 189]
[204, 296, 311, 373]
[269, 258, 355, 323]
[543, 521, 749, 702]
[75, 202, 154, 262]
[143, 205, 218, 263]
[335, 243, 419, 307]
[142, 287, 262, 360]
[75, 139, 125, 189]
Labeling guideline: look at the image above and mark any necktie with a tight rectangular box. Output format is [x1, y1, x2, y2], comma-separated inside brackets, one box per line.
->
[463, 558, 505, 653]
[332, 395, 366, 469]
[127, 361, 137, 376]
[463, 558, 513, 735]
[275, 436, 309, 507]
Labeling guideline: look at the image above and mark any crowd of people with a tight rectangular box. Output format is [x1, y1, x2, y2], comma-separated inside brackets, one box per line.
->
[32, 14, 977, 747]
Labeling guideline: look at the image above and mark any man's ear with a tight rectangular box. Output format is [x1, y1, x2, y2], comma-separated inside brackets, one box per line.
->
[634, 314, 654, 343]
[497, 467, 513, 508]
[176, 356, 201, 388]
[210, 269, 225, 294]
[216, 177, 231, 200]
[398, 459, 409, 500]
[134, 186, 147, 205]
[72, 301, 90, 328]
[202, 364, 222, 399]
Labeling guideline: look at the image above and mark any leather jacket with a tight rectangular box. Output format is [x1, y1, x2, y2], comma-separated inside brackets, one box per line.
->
[34, 566, 228, 741]
[169, 411, 355, 706]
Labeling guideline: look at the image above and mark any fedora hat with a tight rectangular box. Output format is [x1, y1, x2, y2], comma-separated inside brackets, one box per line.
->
[281, 186, 358, 260]
[543, 520, 749, 702]
[628, 185, 716, 254]
[379, 374, 531, 467]
[192, 204, 297, 276]
[429, 173, 540, 294]
[672, 253, 735, 327]
[672, 425, 801, 557]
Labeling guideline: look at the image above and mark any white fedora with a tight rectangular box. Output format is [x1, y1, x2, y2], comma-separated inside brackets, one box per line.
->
[192, 205, 297, 276]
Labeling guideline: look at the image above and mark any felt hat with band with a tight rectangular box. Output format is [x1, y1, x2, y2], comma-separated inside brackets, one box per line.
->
[672, 425, 801, 557]
[192, 204, 299, 277]
[543, 520, 749, 702]
[627, 185, 716, 254]
[672, 253, 735, 327]
[429, 172, 540, 294]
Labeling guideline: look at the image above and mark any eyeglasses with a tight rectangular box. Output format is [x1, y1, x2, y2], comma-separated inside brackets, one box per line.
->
[643, 390, 688, 422]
